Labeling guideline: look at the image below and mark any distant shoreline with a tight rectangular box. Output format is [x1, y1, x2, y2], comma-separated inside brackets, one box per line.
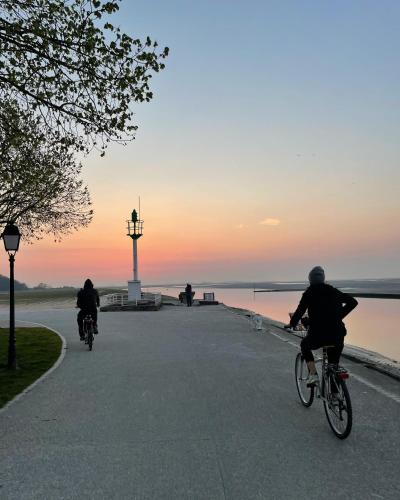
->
[341, 292, 400, 299]
[147, 281, 400, 300]
[253, 289, 400, 299]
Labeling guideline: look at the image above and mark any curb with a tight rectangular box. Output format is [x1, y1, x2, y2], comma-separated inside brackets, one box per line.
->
[0, 321, 67, 415]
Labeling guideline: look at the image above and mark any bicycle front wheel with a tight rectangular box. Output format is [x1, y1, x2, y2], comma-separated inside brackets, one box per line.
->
[322, 373, 352, 439]
[295, 352, 314, 407]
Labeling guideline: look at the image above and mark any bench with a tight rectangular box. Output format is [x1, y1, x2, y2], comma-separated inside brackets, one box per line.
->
[198, 292, 219, 306]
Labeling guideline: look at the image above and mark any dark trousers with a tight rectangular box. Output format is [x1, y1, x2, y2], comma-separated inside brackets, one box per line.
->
[301, 333, 344, 364]
[186, 294, 193, 307]
[77, 309, 98, 334]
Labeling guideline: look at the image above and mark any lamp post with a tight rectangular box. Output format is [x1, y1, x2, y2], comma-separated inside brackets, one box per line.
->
[126, 209, 143, 302]
[2, 223, 21, 369]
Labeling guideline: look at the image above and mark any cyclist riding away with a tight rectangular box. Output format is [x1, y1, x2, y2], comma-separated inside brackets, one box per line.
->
[77, 279, 100, 341]
[285, 266, 358, 387]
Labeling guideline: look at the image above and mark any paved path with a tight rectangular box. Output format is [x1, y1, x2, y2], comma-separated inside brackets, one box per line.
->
[0, 305, 399, 500]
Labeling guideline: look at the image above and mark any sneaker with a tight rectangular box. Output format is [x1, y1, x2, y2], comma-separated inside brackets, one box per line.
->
[79, 334, 85, 341]
[306, 373, 319, 387]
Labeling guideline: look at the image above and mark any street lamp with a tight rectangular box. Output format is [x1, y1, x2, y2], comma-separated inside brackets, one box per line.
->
[2, 223, 21, 369]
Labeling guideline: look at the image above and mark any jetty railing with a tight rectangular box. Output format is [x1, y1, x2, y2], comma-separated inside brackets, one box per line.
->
[102, 292, 162, 307]
[105, 293, 128, 306]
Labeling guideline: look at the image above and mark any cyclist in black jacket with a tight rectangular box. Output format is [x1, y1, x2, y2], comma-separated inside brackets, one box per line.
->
[285, 267, 358, 386]
[77, 279, 100, 340]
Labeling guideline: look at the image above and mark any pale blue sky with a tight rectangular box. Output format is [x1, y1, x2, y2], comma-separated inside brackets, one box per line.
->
[109, 0, 400, 195]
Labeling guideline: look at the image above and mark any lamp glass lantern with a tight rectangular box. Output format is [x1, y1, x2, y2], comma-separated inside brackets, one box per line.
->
[127, 209, 143, 239]
[2, 223, 21, 253]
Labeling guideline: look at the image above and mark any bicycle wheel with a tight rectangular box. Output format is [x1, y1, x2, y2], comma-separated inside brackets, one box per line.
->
[322, 372, 352, 439]
[88, 327, 93, 351]
[295, 352, 314, 407]
[83, 323, 88, 344]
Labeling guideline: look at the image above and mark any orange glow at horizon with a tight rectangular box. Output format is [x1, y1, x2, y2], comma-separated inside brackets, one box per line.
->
[10, 190, 400, 287]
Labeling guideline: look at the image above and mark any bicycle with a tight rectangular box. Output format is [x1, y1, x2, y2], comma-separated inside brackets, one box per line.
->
[295, 346, 353, 439]
[83, 314, 95, 351]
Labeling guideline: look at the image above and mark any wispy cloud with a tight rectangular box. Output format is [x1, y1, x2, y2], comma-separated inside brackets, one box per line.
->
[260, 218, 281, 226]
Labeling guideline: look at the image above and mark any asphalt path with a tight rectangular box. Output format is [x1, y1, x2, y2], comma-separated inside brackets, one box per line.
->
[0, 305, 399, 500]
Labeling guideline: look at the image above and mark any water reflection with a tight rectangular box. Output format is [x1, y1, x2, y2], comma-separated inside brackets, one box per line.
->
[146, 287, 400, 362]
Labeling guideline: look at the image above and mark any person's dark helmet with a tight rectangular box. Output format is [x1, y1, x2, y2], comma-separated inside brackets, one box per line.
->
[84, 279, 94, 289]
[308, 266, 325, 285]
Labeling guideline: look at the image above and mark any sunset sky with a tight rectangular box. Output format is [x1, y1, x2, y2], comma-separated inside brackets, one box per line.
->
[7, 1, 400, 287]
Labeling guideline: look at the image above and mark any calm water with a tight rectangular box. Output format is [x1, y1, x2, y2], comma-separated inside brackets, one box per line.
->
[145, 287, 400, 362]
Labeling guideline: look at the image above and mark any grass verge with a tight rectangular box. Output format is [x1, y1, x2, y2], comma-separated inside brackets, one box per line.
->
[0, 327, 62, 408]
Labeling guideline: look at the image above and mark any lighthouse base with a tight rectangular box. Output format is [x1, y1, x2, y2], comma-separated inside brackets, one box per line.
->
[128, 280, 142, 301]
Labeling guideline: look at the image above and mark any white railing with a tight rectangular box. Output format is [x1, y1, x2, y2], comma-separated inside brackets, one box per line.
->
[103, 292, 162, 307]
[105, 293, 128, 306]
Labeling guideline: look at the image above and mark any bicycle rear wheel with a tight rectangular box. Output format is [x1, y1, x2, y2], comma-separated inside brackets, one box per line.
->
[295, 352, 314, 407]
[88, 328, 93, 351]
[322, 373, 352, 439]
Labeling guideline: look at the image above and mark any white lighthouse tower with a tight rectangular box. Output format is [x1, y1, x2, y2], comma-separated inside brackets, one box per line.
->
[127, 209, 143, 302]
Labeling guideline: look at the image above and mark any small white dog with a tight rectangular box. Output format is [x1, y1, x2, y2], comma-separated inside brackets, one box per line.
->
[252, 313, 263, 331]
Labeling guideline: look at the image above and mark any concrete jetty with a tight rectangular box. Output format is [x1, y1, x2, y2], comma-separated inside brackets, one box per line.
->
[0, 305, 399, 499]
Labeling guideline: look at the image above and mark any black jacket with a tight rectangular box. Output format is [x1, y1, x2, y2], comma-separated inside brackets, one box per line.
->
[77, 287, 100, 311]
[290, 283, 358, 339]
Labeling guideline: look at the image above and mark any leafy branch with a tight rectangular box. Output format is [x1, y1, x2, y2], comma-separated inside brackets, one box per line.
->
[0, 0, 169, 154]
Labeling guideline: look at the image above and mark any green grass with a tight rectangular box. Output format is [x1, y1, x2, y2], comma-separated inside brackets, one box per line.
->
[0, 327, 62, 408]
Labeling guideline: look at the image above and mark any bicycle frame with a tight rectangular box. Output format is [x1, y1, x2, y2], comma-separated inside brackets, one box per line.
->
[313, 351, 330, 403]
[314, 349, 350, 419]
